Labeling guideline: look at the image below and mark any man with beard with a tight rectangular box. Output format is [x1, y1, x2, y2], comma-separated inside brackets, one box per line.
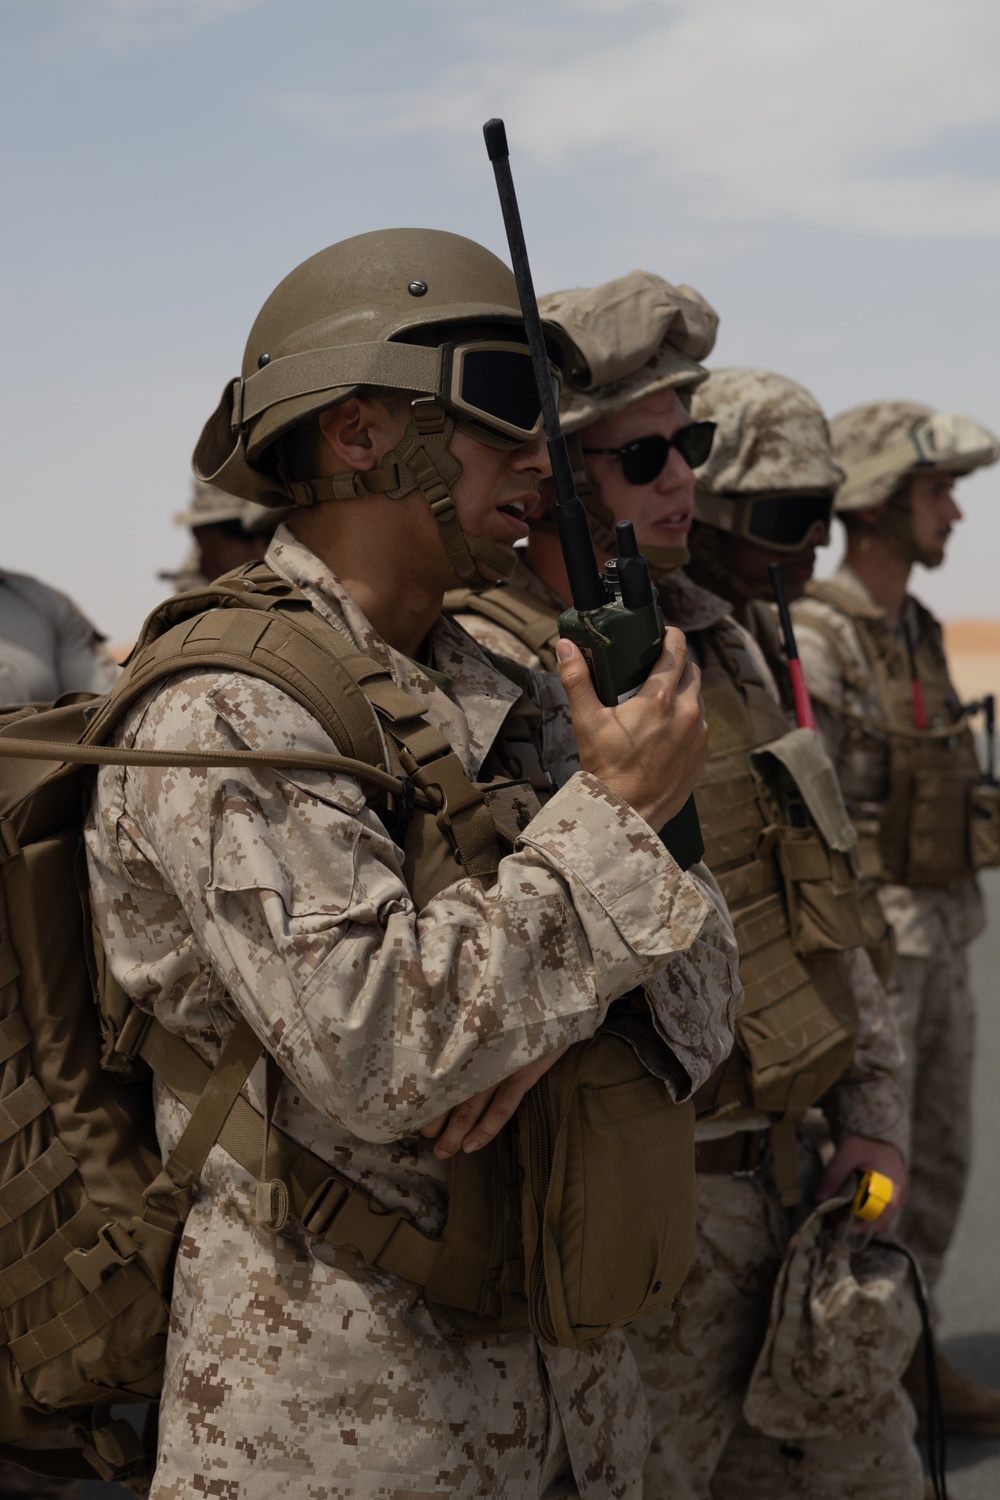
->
[793, 402, 1000, 1437]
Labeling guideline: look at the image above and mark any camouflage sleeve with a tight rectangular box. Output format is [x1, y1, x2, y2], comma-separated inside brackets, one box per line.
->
[528, 669, 742, 1092]
[638, 860, 742, 1096]
[822, 946, 909, 1159]
[98, 668, 732, 1142]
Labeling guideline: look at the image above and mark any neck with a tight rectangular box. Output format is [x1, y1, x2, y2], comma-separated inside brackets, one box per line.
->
[844, 534, 911, 624]
[289, 498, 448, 658]
[684, 556, 743, 611]
[526, 528, 618, 609]
[525, 530, 572, 607]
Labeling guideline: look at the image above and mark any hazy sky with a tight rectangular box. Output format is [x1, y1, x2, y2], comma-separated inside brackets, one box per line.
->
[4, 0, 1000, 641]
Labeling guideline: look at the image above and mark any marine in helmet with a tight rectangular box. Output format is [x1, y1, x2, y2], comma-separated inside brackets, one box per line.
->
[160, 478, 288, 592]
[83, 230, 740, 1497]
[792, 400, 1000, 1438]
[449, 296, 922, 1498]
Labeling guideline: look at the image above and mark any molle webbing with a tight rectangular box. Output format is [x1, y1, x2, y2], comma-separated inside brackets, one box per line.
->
[803, 580, 981, 885]
[691, 620, 858, 1195]
[445, 584, 563, 671]
[130, 1013, 442, 1288]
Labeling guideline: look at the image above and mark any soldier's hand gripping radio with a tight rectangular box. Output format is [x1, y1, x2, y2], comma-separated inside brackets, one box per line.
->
[483, 117, 704, 868]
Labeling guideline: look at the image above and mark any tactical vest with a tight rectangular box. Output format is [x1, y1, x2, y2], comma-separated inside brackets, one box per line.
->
[449, 582, 864, 1207]
[801, 581, 995, 886]
[689, 619, 863, 1201]
[0, 557, 697, 1488]
[444, 583, 562, 671]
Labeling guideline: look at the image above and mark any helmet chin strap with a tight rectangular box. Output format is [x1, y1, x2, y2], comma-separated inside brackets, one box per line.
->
[283, 398, 516, 592]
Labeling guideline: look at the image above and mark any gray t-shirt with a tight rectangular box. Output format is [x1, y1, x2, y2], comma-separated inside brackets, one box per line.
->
[0, 569, 119, 705]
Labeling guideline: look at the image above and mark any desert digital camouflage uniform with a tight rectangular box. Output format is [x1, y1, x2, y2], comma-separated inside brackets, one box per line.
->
[452, 335, 920, 1495]
[626, 574, 916, 1500]
[793, 568, 981, 1287]
[0, 568, 119, 705]
[791, 401, 1000, 1294]
[455, 564, 918, 1500]
[84, 524, 741, 1500]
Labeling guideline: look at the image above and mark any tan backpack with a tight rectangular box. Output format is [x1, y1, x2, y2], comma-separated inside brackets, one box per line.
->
[0, 564, 696, 1489]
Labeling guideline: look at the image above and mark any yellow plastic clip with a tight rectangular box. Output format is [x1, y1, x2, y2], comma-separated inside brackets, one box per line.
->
[852, 1169, 894, 1222]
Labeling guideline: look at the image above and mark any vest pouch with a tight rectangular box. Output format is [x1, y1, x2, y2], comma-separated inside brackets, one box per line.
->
[897, 758, 977, 885]
[518, 1033, 696, 1350]
[969, 781, 1000, 871]
[762, 824, 865, 957]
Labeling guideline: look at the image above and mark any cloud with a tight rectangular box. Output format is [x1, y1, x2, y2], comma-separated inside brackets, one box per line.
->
[277, 0, 1000, 239]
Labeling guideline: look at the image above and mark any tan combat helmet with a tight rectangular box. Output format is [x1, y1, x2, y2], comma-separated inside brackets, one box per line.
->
[193, 228, 569, 591]
[688, 368, 843, 595]
[537, 271, 718, 569]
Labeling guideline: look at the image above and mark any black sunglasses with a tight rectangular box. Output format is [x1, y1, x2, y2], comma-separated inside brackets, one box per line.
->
[583, 421, 716, 485]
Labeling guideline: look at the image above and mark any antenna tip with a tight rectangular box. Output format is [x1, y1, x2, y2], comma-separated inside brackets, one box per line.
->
[483, 118, 508, 160]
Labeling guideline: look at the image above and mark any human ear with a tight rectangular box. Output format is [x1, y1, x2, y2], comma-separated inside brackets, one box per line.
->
[318, 399, 381, 472]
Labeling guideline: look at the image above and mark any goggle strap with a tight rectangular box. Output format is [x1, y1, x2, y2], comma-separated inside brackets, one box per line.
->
[838, 438, 927, 499]
[839, 413, 1000, 500]
[693, 487, 831, 552]
[237, 343, 441, 426]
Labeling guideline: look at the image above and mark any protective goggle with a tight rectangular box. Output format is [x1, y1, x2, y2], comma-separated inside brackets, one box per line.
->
[235, 334, 556, 452]
[582, 422, 717, 485]
[694, 489, 835, 552]
[439, 339, 555, 448]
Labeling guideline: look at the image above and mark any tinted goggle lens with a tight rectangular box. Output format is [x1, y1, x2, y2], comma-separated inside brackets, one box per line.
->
[446, 342, 552, 443]
[744, 493, 834, 550]
[586, 422, 717, 485]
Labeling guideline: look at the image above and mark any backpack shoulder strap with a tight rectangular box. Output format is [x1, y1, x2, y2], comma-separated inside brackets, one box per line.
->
[85, 563, 390, 774]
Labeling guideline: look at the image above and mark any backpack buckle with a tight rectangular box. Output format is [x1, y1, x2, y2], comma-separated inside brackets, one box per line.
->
[64, 1222, 137, 1292]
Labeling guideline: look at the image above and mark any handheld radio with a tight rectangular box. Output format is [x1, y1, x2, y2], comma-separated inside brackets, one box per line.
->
[482, 117, 704, 868]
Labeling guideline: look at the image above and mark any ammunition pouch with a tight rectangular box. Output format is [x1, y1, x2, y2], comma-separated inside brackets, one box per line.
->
[761, 824, 864, 958]
[692, 634, 862, 1206]
[803, 581, 985, 887]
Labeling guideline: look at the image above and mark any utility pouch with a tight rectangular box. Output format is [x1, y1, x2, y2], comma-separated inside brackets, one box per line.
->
[425, 1031, 696, 1349]
[761, 825, 865, 957]
[518, 1032, 696, 1349]
[969, 781, 1000, 871]
[901, 762, 977, 885]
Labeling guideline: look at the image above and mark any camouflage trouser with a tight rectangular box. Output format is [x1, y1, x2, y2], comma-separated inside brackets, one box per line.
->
[626, 1171, 924, 1500]
[887, 944, 974, 1290]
